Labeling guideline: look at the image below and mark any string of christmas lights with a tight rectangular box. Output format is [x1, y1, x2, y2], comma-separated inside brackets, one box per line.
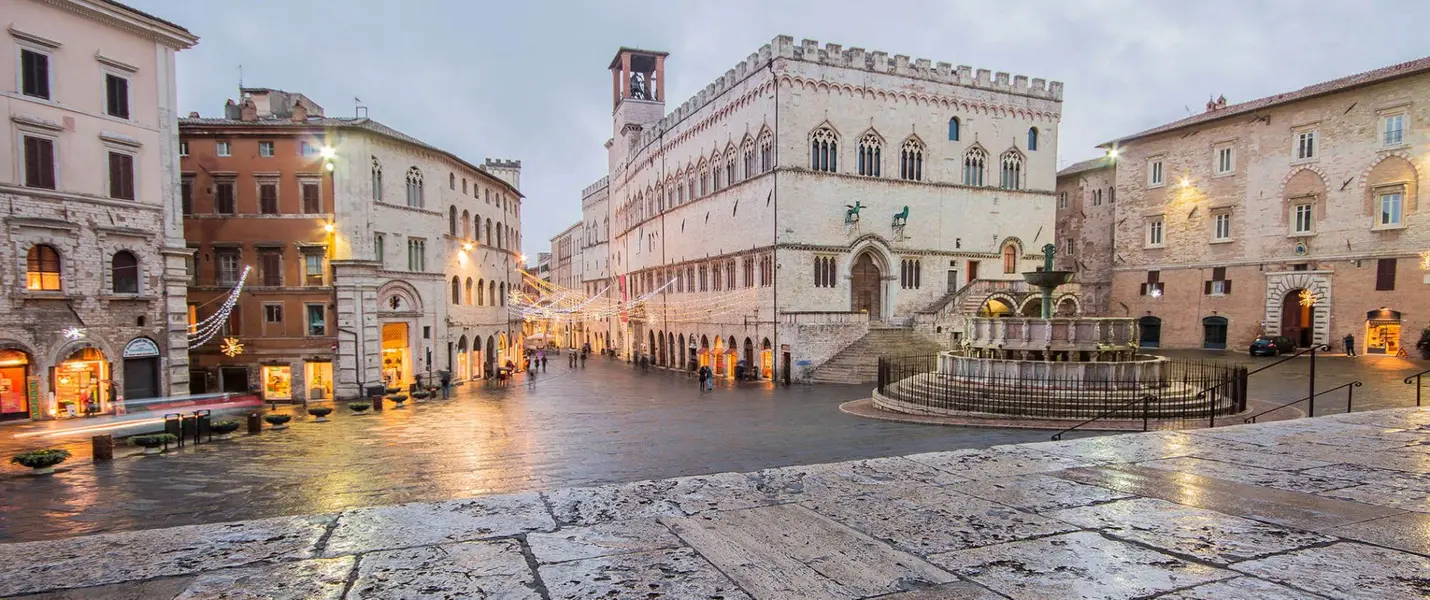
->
[189, 266, 251, 348]
[508, 269, 764, 326]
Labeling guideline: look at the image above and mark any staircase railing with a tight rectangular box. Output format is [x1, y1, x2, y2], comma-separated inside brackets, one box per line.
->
[1244, 381, 1362, 423]
[1404, 367, 1430, 407]
[1051, 395, 1159, 440]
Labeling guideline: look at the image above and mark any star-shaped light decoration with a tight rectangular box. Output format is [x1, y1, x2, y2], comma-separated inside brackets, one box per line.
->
[61, 327, 87, 341]
[1298, 289, 1318, 307]
[220, 337, 244, 357]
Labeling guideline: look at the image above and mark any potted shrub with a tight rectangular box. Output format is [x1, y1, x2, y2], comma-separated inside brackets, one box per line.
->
[385, 386, 401, 395]
[349, 401, 371, 414]
[387, 393, 408, 407]
[1417, 327, 1430, 360]
[210, 420, 241, 440]
[11, 449, 71, 475]
[264, 414, 293, 430]
[307, 407, 333, 422]
[411, 390, 430, 403]
[130, 433, 177, 455]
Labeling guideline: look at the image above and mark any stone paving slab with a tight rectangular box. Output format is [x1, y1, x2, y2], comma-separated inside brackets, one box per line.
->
[5, 409, 1430, 599]
[1231, 541, 1430, 600]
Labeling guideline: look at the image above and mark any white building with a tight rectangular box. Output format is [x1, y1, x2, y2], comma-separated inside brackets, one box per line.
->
[327, 124, 524, 396]
[0, 0, 196, 421]
[574, 37, 1063, 381]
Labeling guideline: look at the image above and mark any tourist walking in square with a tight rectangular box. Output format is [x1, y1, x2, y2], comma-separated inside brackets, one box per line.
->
[1343, 332, 1357, 357]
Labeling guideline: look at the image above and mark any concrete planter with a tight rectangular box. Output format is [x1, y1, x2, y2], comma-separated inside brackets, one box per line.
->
[142, 446, 162, 455]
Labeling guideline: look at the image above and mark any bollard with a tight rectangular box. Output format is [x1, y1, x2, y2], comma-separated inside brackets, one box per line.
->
[194, 410, 212, 444]
[372, 392, 384, 411]
[247, 412, 262, 434]
[92, 434, 114, 462]
[164, 413, 185, 448]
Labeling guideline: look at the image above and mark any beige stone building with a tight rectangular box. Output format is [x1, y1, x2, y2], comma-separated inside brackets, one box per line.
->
[573, 36, 1063, 382]
[1084, 57, 1430, 354]
[0, 0, 195, 421]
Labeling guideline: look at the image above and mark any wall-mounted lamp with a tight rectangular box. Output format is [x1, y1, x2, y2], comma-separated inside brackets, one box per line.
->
[323, 222, 335, 233]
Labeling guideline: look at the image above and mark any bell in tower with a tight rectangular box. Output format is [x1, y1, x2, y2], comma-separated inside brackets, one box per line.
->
[609, 47, 669, 110]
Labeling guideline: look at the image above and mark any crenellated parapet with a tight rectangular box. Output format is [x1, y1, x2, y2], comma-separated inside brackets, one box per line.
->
[624, 34, 1063, 163]
[581, 176, 609, 198]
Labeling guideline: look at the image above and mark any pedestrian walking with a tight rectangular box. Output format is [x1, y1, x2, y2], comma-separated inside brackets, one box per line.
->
[527, 367, 538, 389]
[580, 352, 587, 368]
[1343, 332, 1357, 357]
[540, 353, 548, 372]
[697, 365, 708, 392]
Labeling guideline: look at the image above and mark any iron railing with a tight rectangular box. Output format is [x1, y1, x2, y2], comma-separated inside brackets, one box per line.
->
[877, 354, 1246, 425]
[1405, 368, 1430, 408]
[1051, 395, 1155, 440]
[1244, 381, 1362, 423]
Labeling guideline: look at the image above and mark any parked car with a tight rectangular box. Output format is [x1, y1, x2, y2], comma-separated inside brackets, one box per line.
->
[1249, 336, 1295, 356]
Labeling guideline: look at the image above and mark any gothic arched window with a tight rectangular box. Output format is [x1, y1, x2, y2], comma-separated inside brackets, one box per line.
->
[857, 133, 882, 177]
[900, 138, 924, 181]
[759, 130, 774, 172]
[405, 166, 424, 208]
[963, 148, 987, 186]
[1027, 127, 1039, 151]
[370, 156, 383, 201]
[948, 117, 960, 141]
[1000, 151, 1023, 190]
[810, 126, 838, 172]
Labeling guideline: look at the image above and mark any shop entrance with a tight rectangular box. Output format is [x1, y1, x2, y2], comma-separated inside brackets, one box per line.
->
[1202, 316, 1228, 350]
[1138, 316, 1162, 348]
[54, 347, 110, 418]
[0, 349, 33, 421]
[220, 367, 250, 393]
[305, 361, 333, 400]
[1366, 309, 1402, 355]
[121, 338, 161, 402]
[381, 322, 412, 388]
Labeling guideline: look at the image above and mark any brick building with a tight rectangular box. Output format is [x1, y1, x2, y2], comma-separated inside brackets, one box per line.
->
[1083, 57, 1430, 354]
[573, 36, 1063, 381]
[182, 90, 524, 400]
[0, 0, 195, 421]
[1054, 156, 1115, 315]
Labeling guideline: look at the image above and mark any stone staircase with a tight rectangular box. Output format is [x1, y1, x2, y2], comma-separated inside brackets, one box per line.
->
[809, 326, 944, 385]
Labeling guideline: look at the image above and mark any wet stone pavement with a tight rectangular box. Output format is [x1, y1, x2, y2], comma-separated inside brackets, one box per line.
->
[2, 408, 1429, 599]
[0, 358, 1072, 543]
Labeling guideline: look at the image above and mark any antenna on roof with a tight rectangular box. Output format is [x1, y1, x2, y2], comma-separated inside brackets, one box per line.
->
[237, 64, 243, 90]
[355, 97, 367, 118]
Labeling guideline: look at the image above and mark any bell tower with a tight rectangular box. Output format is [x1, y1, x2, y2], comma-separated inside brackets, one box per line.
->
[608, 48, 669, 166]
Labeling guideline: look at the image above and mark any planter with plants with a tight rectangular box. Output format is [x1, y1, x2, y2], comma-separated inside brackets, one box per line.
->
[11, 449, 71, 475]
[411, 390, 430, 403]
[387, 393, 408, 407]
[307, 407, 333, 422]
[210, 420, 241, 440]
[130, 433, 178, 455]
[1417, 327, 1430, 360]
[385, 386, 401, 395]
[264, 414, 293, 430]
[349, 401, 371, 414]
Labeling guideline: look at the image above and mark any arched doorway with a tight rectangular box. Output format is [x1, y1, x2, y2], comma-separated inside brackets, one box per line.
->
[699, 335, 710, 368]
[657, 332, 667, 367]
[712, 336, 726, 376]
[456, 336, 469, 380]
[486, 336, 496, 373]
[121, 337, 161, 402]
[760, 338, 773, 379]
[0, 348, 34, 421]
[667, 333, 675, 367]
[1138, 316, 1162, 348]
[724, 336, 738, 379]
[54, 346, 112, 418]
[677, 334, 686, 369]
[1019, 297, 1042, 318]
[1202, 316, 1228, 350]
[1281, 289, 1314, 347]
[1366, 309, 1403, 355]
[1056, 297, 1078, 317]
[743, 338, 754, 379]
[850, 251, 882, 320]
[979, 296, 1014, 318]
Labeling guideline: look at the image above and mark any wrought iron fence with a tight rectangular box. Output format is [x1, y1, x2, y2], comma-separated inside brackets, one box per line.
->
[876, 354, 1247, 423]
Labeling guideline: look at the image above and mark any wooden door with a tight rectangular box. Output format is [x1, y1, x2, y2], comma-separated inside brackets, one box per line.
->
[851, 253, 882, 320]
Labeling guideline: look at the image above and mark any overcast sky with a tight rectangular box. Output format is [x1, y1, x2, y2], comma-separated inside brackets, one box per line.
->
[132, 0, 1430, 258]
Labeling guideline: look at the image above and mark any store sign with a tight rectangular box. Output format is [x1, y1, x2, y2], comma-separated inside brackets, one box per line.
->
[122, 338, 160, 359]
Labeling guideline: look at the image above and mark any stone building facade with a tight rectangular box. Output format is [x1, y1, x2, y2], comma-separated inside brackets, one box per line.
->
[0, 0, 195, 421]
[182, 90, 524, 400]
[1054, 157, 1115, 315]
[1093, 58, 1430, 354]
[574, 37, 1062, 379]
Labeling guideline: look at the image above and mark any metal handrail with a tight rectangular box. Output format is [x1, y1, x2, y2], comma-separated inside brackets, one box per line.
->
[1404, 368, 1430, 408]
[1243, 381, 1362, 423]
[1244, 343, 1330, 377]
[1051, 395, 1157, 441]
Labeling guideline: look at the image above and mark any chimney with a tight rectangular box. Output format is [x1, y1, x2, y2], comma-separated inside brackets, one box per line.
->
[1206, 96, 1217, 113]
[187, 111, 199, 118]
[290, 102, 308, 123]
[239, 98, 258, 122]
[1216, 94, 1227, 109]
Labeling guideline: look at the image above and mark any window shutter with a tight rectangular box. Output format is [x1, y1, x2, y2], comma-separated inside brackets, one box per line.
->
[1204, 280, 1212, 295]
[1139, 283, 1147, 296]
[1224, 280, 1232, 294]
[1376, 258, 1397, 291]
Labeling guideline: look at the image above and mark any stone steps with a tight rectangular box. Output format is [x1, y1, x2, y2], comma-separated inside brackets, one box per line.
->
[880, 376, 1228, 419]
[809, 328, 944, 384]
